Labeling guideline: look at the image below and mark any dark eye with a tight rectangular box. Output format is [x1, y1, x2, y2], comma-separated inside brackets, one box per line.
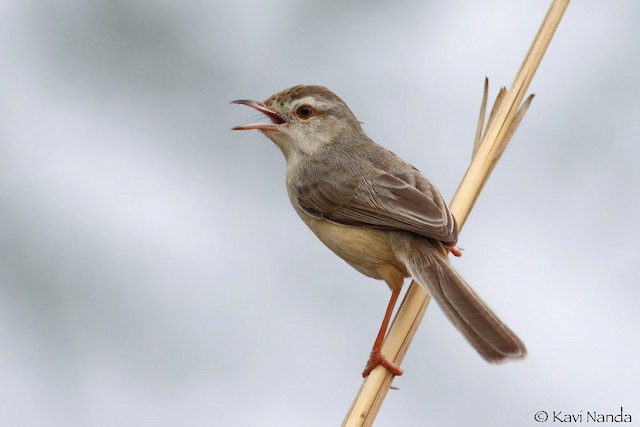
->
[295, 104, 314, 119]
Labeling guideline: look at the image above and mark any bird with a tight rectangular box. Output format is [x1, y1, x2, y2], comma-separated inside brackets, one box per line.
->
[231, 85, 526, 377]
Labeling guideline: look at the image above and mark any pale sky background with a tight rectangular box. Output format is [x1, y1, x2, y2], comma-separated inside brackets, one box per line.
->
[1, 1, 639, 426]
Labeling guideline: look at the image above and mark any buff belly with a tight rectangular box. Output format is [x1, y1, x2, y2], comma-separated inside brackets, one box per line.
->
[296, 211, 408, 281]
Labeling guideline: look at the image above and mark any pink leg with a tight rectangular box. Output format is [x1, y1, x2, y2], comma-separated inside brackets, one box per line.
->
[445, 245, 463, 257]
[362, 286, 404, 378]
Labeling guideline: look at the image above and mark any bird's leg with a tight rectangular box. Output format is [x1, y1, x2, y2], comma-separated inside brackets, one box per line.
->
[362, 284, 404, 378]
[445, 245, 463, 257]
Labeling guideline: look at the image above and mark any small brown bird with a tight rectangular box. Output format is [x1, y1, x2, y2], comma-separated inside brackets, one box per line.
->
[232, 85, 525, 377]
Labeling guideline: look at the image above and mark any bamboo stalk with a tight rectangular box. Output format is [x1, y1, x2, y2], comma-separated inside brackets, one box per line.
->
[342, 1, 569, 426]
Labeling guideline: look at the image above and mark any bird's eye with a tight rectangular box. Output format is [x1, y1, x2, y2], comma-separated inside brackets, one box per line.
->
[295, 104, 314, 119]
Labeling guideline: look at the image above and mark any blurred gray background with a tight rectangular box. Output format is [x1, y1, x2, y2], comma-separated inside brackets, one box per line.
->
[1, 1, 639, 426]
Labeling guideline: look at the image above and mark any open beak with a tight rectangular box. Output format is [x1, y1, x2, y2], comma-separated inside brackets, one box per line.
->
[231, 100, 286, 131]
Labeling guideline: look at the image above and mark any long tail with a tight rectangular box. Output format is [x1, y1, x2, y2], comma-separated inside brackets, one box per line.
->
[390, 232, 526, 362]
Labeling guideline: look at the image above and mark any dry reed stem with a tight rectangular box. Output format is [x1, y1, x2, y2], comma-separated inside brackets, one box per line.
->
[472, 77, 489, 159]
[342, 1, 569, 426]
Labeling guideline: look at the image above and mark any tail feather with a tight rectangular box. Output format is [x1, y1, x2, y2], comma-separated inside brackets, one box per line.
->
[390, 232, 526, 362]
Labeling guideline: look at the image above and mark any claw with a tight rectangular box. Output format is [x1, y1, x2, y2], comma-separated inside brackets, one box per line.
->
[362, 348, 404, 378]
[446, 245, 463, 257]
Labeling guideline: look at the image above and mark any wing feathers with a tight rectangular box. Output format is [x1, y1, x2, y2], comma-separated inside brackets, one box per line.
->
[294, 156, 458, 245]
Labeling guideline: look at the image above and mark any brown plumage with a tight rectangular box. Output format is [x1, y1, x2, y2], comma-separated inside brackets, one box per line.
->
[232, 85, 526, 375]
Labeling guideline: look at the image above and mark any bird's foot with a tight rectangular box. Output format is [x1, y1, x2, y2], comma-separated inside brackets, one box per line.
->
[445, 245, 463, 257]
[362, 348, 404, 378]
